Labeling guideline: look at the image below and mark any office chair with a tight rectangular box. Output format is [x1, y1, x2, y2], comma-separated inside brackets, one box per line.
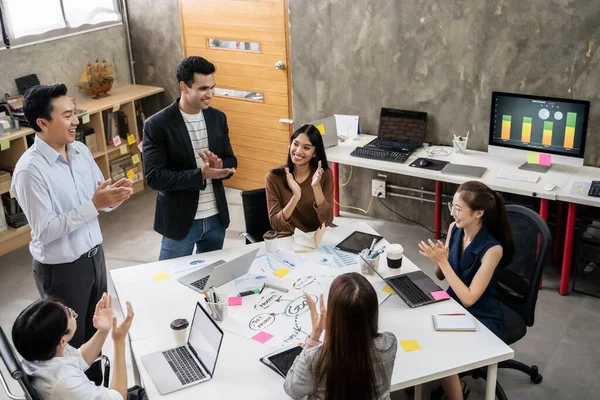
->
[456, 205, 550, 400]
[240, 188, 272, 244]
[0, 326, 40, 400]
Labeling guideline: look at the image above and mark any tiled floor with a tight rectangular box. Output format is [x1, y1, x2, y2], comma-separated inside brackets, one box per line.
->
[1, 187, 599, 399]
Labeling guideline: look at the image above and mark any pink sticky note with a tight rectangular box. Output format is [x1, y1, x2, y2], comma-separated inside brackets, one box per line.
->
[431, 290, 451, 301]
[539, 154, 551, 166]
[252, 331, 274, 344]
[228, 296, 242, 306]
[112, 136, 122, 146]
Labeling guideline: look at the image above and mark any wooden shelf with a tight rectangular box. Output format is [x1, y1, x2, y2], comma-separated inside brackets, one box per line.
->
[0, 177, 10, 195]
[0, 225, 31, 257]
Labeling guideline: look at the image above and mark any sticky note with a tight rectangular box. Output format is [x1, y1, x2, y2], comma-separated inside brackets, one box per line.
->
[119, 144, 129, 155]
[273, 267, 290, 278]
[539, 154, 551, 166]
[81, 114, 90, 124]
[112, 104, 120, 112]
[127, 134, 136, 145]
[228, 296, 243, 306]
[131, 154, 140, 165]
[431, 290, 451, 301]
[0, 139, 9, 151]
[315, 124, 325, 135]
[112, 136, 122, 146]
[153, 272, 169, 282]
[137, 141, 143, 153]
[527, 152, 540, 164]
[400, 340, 421, 352]
[382, 285, 396, 295]
[252, 331, 274, 344]
[126, 169, 135, 180]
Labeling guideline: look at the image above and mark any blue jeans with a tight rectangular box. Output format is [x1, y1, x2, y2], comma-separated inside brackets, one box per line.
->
[159, 215, 226, 261]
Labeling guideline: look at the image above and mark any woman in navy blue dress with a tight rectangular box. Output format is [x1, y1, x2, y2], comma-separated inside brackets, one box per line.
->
[418, 181, 514, 400]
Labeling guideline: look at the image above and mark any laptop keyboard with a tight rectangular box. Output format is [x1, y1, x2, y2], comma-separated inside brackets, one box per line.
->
[191, 275, 210, 290]
[350, 147, 410, 164]
[163, 346, 205, 385]
[388, 275, 432, 305]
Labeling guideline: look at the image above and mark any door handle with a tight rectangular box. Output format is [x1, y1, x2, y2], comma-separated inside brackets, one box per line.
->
[275, 61, 286, 70]
[279, 119, 293, 124]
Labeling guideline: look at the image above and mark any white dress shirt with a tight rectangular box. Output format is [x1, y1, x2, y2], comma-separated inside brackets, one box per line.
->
[22, 345, 122, 400]
[11, 135, 107, 264]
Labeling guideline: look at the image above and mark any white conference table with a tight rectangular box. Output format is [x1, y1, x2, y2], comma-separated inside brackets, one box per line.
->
[110, 221, 513, 400]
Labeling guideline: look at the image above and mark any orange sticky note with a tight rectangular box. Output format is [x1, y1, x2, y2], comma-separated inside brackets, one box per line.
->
[382, 285, 396, 295]
[273, 267, 290, 278]
[126, 169, 135, 180]
[315, 124, 325, 135]
[153, 272, 169, 282]
[400, 340, 421, 352]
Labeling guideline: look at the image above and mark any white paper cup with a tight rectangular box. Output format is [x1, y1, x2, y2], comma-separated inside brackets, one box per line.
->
[263, 230, 278, 253]
[386, 244, 404, 269]
[170, 319, 189, 345]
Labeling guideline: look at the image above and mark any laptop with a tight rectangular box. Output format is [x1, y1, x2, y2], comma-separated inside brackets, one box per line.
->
[309, 116, 338, 148]
[360, 253, 449, 308]
[369, 107, 428, 153]
[178, 248, 259, 293]
[141, 302, 224, 394]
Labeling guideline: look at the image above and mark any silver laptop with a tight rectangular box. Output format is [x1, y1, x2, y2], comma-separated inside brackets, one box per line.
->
[178, 248, 259, 293]
[309, 116, 338, 148]
[141, 302, 224, 394]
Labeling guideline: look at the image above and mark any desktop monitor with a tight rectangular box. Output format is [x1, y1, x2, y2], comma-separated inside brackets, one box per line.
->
[488, 91, 590, 168]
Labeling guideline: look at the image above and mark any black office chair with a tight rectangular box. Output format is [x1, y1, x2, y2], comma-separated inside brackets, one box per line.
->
[240, 188, 272, 244]
[455, 205, 549, 399]
[0, 326, 40, 400]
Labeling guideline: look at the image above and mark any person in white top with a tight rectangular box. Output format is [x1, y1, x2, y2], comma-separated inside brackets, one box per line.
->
[12, 294, 134, 400]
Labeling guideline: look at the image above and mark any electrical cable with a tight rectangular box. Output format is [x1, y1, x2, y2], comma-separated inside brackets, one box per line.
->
[340, 165, 353, 187]
[334, 196, 374, 214]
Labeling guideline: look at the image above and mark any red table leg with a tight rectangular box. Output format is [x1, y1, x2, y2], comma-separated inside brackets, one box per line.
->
[332, 162, 339, 217]
[560, 202, 577, 295]
[553, 201, 564, 264]
[434, 180, 442, 239]
[538, 199, 549, 290]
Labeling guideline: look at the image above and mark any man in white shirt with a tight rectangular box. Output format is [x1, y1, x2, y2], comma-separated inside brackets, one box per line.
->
[12, 294, 134, 400]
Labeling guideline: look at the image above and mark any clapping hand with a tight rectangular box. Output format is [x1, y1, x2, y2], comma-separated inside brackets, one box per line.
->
[311, 160, 324, 187]
[418, 239, 449, 264]
[111, 301, 134, 343]
[92, 293, 114, 334]
[305, 293, 326, 340]
[199, 150, 235, 179]
[285, 167, 302, 199]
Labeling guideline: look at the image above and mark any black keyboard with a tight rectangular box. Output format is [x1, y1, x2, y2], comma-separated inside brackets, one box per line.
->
[350, 147, 410, 163]
[387, 275, 432, 305]
[371, 138, 420, 153]
[191, 276, 210, 290]
[163, 346, 205, 385]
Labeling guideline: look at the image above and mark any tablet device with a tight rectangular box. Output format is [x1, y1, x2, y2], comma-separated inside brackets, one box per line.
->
[260, 345, 303, 378]
[334, 231, 383, 254]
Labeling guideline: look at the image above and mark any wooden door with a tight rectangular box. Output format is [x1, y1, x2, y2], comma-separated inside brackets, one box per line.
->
[179, 0, 292, 190]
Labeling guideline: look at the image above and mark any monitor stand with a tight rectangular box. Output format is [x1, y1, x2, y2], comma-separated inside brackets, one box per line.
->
[518, 162, 551, 173]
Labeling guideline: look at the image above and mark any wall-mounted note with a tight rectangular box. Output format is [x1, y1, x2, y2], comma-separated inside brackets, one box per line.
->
[126, 169, 135, 180]
[127, 134, 136, 145]
[132, 154, 140, 165]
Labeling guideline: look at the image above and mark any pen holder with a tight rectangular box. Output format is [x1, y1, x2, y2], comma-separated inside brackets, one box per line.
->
[205, 294, 228, 322]
[453, 138, 468, 154]
[359, 248, 380, 275]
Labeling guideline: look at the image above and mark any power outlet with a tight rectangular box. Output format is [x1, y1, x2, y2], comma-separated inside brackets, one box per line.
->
[371, 178, 386, 198]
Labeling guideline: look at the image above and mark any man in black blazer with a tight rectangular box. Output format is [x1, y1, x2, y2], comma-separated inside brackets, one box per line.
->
[143, 57, 237, 260]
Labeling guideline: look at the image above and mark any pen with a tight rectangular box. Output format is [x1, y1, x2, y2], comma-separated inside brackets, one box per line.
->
[263, 282, 290, 293]
[239, 288, 262, 296]
[438, 313, 465, 316]
[368, 238, 377, 255]
[366, 248, 385, 259]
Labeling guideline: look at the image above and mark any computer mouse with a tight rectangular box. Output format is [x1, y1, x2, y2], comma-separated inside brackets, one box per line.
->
[544, 183, 556, 191]
[418, 158, 431, 167]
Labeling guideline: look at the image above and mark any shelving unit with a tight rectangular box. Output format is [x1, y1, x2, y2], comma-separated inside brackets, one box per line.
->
[0, 84, 164, 256]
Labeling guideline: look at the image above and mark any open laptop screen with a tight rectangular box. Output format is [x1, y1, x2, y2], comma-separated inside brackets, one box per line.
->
[188, 302, 224, 377]
[377, 108, 427, 143]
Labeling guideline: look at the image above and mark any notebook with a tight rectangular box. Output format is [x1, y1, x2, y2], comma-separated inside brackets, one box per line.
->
[432, 314, 477, 332]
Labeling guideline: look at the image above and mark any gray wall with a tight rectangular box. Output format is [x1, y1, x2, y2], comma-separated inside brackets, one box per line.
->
[289, 0, 600, 226]
[0, 26, 131, 99]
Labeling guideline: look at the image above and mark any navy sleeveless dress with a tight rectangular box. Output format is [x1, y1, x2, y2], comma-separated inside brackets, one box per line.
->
[446, 224, 504, 338]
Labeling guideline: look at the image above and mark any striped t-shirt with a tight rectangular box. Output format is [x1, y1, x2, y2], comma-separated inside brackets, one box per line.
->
[180, 109, 218, 219]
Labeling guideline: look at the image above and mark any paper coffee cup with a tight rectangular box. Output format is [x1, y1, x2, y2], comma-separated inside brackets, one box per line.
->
[386, 244, 404, 269]
[170, 318, 189, 344]
[263, 230, 278, 253]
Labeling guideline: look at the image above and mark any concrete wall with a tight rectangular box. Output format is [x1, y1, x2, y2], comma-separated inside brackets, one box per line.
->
[0, 26, 131, 99]
[289, 0, 600, 227]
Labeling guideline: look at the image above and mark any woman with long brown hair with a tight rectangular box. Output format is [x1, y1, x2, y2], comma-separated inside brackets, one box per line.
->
[284, 272, 397, 400]
[419, 181, 515, 399]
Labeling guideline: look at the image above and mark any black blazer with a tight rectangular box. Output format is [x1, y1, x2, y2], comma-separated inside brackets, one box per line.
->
[143, 99, 237, 240]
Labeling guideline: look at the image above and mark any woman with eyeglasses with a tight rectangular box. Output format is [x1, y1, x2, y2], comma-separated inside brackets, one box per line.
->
[11, 293, 134, 400]
[265, 124, 334, 237]
[418, 181, 514, 400]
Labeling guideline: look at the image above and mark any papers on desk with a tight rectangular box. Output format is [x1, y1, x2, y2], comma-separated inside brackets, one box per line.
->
[432, 314, 476, 332]
[334, 114, 359, 139]
[568, 181, 592, 198]
[293, 224, 326, 252]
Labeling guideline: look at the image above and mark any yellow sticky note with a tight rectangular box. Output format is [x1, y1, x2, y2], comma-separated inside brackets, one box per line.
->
[127, 134, 136, 145]
[131, 154, 140, 165]
[527, 152, 540, 164]
[273, 267, 291, 278]
[112, 104, 120, 112]
[153, 272, 169, 282]
[400, 340, 421, 352]
[119, 144, 129, 155]
[315, 124, 325, 135]
[81, 113, 90, 124]
[382, 285, 396, 295]
[127, 169, 135, 180]
[0, 139, 10, 151]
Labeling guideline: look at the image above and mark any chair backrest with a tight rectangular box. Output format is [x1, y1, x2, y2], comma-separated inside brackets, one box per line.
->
[496, 204, 551, 327]
[241, 188, 272, 243]
[0, 327, 40, 400]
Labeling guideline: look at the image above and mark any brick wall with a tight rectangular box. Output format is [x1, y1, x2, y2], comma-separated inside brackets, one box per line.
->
[378, 116, 427, 142]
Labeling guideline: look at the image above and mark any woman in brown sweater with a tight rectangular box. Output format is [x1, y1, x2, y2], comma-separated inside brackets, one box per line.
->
[265, 124, 334, 237]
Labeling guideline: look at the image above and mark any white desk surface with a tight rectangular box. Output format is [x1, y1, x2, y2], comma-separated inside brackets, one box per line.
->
[327, 135, 580, 200]
[111, 222, 514, 399]
[556, 166, 600, 207]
